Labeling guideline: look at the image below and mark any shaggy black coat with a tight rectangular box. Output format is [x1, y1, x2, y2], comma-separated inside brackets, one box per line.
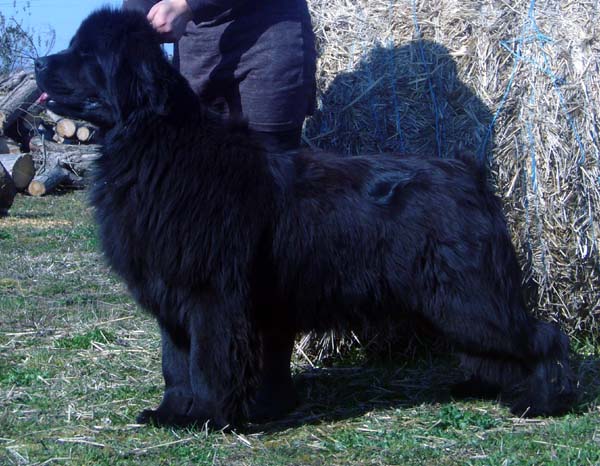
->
[35, 8, 575, 428]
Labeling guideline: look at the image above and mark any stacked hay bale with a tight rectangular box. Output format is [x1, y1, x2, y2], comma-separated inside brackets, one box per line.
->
[302, 0, 599, 355]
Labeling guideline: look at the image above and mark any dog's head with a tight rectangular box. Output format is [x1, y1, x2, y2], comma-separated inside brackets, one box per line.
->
[35, 8, 172, 128]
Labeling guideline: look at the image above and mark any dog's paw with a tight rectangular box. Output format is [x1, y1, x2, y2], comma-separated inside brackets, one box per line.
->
[510, 389, 576, 418]
[450, 376, 502, 400]
[136, 407, 209, 428]
[510, 397, 542, 418]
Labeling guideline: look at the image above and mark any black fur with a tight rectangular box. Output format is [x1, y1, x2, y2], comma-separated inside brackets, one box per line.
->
[35, 8, 575, 428]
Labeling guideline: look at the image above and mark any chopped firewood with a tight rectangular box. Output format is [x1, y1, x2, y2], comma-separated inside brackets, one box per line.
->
[48, 110, 99, 143]
[28, 164, 76, 197]
[0, 71, 28, 94]
[0, 137, 21, 154]
[0, 73, 41, 136]
[29, 136, 101, 176]
[0, 153, 35, 191]
[44, 109, 62, 123]
[52, 133, 65, 144]
[76, 125, 96, 143]
[19, 101, 50, 135]
[0, 160, 16, 215]
[55, 118, 77, 139]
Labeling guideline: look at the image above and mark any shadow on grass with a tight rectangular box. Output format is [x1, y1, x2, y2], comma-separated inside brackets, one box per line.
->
[572, 355, 600, 414]
[250, 358, 463, 434]
[248, 348, 600, 433]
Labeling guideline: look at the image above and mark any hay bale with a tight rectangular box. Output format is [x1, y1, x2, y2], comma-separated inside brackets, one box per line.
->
[301, 0, 600, 354]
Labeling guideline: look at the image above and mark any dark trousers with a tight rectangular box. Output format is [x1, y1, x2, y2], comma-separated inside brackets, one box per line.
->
[252, 128, 303, 154]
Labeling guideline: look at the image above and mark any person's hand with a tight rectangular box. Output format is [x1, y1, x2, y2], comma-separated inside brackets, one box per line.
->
[147, 0, 193, 43]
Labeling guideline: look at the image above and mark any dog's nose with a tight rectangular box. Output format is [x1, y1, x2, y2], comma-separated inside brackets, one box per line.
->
[34, 57, 48, 72]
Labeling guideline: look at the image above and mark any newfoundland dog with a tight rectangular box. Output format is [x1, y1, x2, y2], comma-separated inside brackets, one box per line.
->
[35, 8, 575, 428]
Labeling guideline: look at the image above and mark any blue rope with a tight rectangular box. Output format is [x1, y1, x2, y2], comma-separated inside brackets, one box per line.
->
[526, 86, 551, 271]
[500, 1, 586, 164]
[411, 0, 443, 158]
[387, 1, 405, 153]
[364, 59, 385, 148]
[480, 0, 586, 164]
[526, 110, 538, 192]
[385, 40, 406, 153]
[477, 6, 529, 162]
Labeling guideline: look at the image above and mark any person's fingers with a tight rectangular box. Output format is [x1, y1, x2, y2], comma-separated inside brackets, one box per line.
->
[145, 0, 189, 42]
[149, 6, 170, 32]
[147, 3, 159, 22]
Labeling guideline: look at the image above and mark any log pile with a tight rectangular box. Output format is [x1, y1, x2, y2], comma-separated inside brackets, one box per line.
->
[0, 71, 102, 215]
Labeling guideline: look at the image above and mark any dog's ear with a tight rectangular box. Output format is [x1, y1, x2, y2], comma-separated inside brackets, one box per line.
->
[108, 33, 171, 121]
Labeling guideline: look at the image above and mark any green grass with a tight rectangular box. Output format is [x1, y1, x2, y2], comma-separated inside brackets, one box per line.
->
[1, 191, 599, 465]
[54, 328, 117, 349]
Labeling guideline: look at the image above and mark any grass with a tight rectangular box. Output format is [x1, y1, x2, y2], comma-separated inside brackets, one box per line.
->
[1, 191, 599, 465]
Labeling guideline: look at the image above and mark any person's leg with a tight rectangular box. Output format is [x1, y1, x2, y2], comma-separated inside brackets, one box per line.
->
[252, 127, 303, 154]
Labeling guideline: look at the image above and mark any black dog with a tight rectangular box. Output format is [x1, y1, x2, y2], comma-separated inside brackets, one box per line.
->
[35, 8, 575, 428]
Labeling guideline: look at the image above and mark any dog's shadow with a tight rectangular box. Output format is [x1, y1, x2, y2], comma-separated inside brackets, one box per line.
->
[251, 358, 462, 433]
[304, 40, 494, 161]
[249, 352, 600, 433]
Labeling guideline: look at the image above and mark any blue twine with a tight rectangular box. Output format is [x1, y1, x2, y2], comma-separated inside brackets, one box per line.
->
[411, 0, 443, 158]
[367, 67, 384, 148]
[526, 90, 538, 193]
[385, 39, 406, 153]
[386, 2, 406, 153]
[479, 0, 586, 164]
[526, 86, 551, 270]
[500, 2, 586, 164]
[477, 9, 528, 161]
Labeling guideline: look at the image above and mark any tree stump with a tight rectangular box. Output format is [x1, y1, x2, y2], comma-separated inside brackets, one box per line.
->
[0, 153, 35, 190]
[0, 161, 16, 215]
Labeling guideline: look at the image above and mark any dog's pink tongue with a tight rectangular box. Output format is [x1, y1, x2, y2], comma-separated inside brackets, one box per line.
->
[37, 92, 49, 104]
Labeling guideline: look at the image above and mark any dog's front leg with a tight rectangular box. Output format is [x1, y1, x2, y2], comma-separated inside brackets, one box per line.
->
[137, 325, 205, 427]
[185, 293, 260, 429]
[137, 293, 259, 429]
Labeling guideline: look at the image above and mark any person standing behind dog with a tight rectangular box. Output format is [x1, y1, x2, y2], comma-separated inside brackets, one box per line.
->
[122, 0, 317, 153]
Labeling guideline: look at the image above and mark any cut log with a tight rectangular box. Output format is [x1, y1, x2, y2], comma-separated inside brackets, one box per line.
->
[76, 125, 95, 143]
[19, 101, 50, 134]
[0, 71, 27, 95]
[0, 137, 21, 154]
[0, 153, 35, 190]
[55, 118, 77, 139]
[52, 133, 65, 144]
[28, 164, 78, 197]
[0, 161, 16, 215]
[44, 109, 62, 123]
[29, 136, 101, 176]
[0, 73, 41, 136]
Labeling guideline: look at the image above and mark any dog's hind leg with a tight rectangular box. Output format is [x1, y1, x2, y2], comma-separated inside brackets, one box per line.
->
[508, 319, 576, 417]
[248, 318, 297, 423]
[418, 275, 575, 416]
[455, 319, 575, 417]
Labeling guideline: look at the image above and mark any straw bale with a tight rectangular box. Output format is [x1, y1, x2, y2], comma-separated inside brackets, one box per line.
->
[301, 0, 600, 355]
